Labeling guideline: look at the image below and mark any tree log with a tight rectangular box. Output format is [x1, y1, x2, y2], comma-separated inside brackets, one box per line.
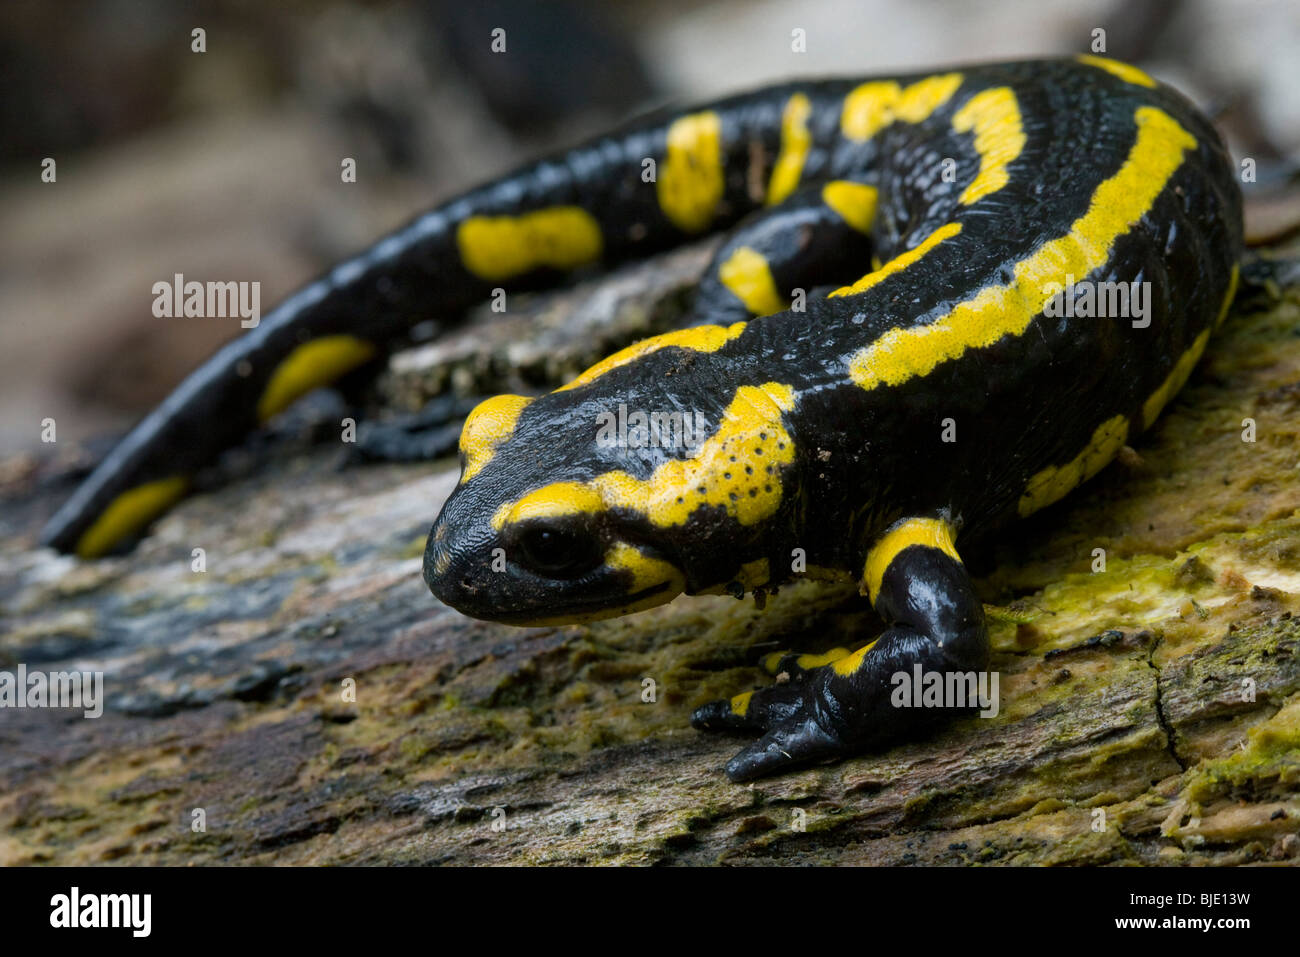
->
[2, 244, 1298, 866]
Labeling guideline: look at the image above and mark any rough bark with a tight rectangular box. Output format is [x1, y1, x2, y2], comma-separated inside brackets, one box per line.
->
[2, 241, 1298, 866]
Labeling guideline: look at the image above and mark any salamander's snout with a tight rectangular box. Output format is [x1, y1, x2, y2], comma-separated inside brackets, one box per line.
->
[422, 520, 454, 598]
[423, 384, 690, 624]
[422, 505, 498, 617]
[423, 476, 684, 626]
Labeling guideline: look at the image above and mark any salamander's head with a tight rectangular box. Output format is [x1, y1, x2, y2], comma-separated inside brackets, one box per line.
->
[423, 390, 688, 625]
[423, 340, 801, 625]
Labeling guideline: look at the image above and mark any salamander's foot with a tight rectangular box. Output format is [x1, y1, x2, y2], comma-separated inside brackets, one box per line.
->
[349, 394, 485, 463]
[693, 516, 990, 782]
[692, 643, 883, 781]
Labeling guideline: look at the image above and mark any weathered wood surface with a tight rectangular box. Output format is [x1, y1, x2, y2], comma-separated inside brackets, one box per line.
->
[2, 242, 1299, 866]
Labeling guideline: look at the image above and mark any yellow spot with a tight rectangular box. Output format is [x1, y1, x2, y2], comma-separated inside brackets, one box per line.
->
[1141, 328, 1211, 429]
[737, 558, 771, 589]
[821, 181, 878, 233]
[1215, 263, 1240, 328]
[696, 556, 771, 596]
[492, 481, 604, 529]
[1077, 54, 1157, 88]
[73, 476, 190, 559]
[862, 518, 960, 604]
[1018, 414, 1130, 517]
[557, 322, 747, 392]
[607, 542, 686, 602]
[799, 647, 851, 669]
[719, 247, 788, 316]
[767, 93, 813, 205]
[952, 87, 1025, 204]
[257, 335, 377, 424]
[459, 394, 534, 483]
[830, 222, 961, 298]
[831, 639, 879, 677]
[494, 383, 797, 531]
[510, 542, 685, 625]
[730, 691, 754, 717]
[850, 107, 1195, 391]
[658, 111, 725, 233]
[841, 73, 964, 141]
[456, 207, 603, 281]
[760, 647, 852, 674]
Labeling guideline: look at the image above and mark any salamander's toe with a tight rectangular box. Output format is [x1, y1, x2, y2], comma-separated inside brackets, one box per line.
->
[691, 685, 804, 733]
[694, 640, 881, 780]
[724, 716, 844, 782]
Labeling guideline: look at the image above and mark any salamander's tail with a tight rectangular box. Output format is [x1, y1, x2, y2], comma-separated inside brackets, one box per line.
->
[40, 85, 806, 556]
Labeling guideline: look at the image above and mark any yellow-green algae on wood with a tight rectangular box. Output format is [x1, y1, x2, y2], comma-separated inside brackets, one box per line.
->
[2, 254, 1299, 865]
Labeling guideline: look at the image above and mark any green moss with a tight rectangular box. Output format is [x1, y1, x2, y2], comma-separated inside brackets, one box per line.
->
[1186, 697, 1300, 802]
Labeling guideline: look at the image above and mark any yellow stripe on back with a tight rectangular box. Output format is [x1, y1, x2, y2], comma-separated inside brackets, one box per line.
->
[767, 93, 813, 205]
[257, 335, 378, 424]
[829, 222, 961, 298]
[719, 246, 788, 316]
[74, 476, 190, 559]
[840, 73, 964, 141]
[457, 207, 603, 281]
[1076, 54, 1157, 88]
[493, 382, 797, 531]
[658, 111, 725, 233]
[849, 106, 1196, 392]
[861, 517, 960, 604]
[556, 322, 747, 392]
[952, 87, 1026, 204]
[821, 181, 879, 233]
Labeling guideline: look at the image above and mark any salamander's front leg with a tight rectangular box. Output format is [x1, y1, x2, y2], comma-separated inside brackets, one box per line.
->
[684, 181, 879, 325]
[349, 394, 485, 463]
[692, 518, 988, 782]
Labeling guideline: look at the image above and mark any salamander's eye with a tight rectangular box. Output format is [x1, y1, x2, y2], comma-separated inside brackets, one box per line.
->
[513, 522, 603, 578]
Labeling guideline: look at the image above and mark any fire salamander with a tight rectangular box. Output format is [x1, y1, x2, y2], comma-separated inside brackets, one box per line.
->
[43, 58, 1242, 781]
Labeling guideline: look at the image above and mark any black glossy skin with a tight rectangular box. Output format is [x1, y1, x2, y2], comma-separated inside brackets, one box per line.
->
[693, 543, 989, 778]
[428, 59, 1240, 619]
[44, 59, 1238, 563]
[44, 59, 1242, 780]
[423, 59, 1241, 778]
[41, 73, 800, 552]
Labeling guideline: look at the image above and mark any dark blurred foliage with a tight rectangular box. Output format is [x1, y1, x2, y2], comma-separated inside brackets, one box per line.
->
[0, 0, 659, 169]
[427, 0, 657, 136]
[1103, 0, 1294, 171]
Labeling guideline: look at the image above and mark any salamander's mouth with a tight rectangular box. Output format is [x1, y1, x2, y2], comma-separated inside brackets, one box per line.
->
[480, 579, 678, 626]
[423, 515, 684, 625]
[425, 547, 681, 625]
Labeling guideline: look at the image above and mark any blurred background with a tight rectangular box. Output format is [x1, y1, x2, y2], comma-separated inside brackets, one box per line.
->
[2, 0, 1298, 462]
